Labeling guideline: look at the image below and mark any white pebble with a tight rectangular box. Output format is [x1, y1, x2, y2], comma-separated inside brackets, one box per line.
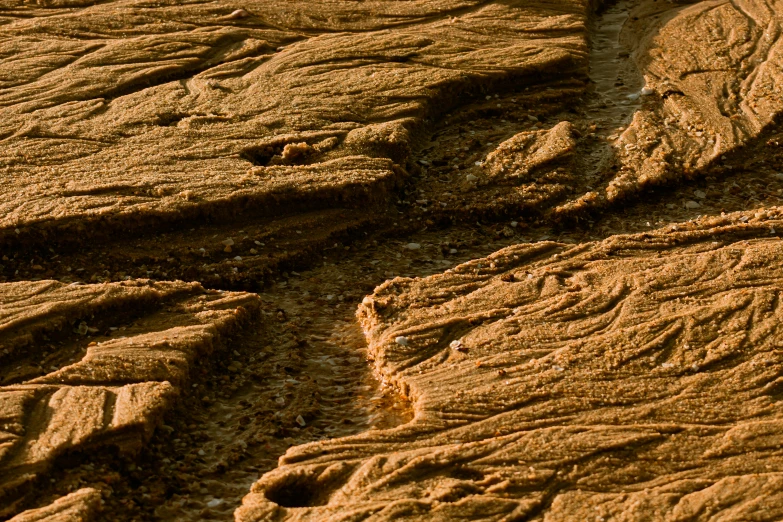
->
[694, 190, 706, 199]
[510, 221, 518, 228]
[449, 248, 458, 254]
[406, 243, 421, 250]
[626, 93, 640, 101]
[221, 238, 234, 246]
[685, 200, 701, 209]
[450, 340, 463, 350]
[296, 415, 306, 427]
[466, 174, 478, 182]
[227, 9, 249, 19]
[395, 336, 409, 346]
[233, 256, 242, 261]
[207, 499, 223, 508]
[640, 86, 655, 96]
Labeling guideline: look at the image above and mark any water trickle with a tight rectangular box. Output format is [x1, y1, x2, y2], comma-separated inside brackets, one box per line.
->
[586, 0, 644, 134]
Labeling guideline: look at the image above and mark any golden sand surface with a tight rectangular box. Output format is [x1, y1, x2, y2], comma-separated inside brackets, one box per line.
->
[2, 0, 783, 520]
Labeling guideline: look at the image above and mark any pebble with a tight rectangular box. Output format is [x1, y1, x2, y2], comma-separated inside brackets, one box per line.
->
[222, 238, 234, 246]
[395, 336, 409, 346]
[227, 8, 249, 18]
[510, 221, 518, 228]
[640, 86, 655, 96]
[449, 248, 458, 254]
[275, 396, 285, 405]
[685, 200, 701, 209]
[233, 256, 242, 261]
[694, 190, 706, 199]
[406, 243, 421, 250]
[75, 322, 89, 335]
[466, 173, 478, 182]
[207, 499, 223, 508]
[296, 415, 306, 427]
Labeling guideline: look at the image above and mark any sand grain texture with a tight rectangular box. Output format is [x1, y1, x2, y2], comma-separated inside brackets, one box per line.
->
[0, 280, 259, 516]
[238, 209, 783, 521]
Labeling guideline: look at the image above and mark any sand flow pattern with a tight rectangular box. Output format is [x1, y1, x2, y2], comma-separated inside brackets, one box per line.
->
[2, 0, 783, 520]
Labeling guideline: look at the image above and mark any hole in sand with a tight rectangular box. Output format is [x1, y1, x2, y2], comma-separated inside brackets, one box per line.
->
[263, 468, 351, 508]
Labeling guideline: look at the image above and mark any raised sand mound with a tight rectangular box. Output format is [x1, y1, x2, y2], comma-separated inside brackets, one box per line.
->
[239, 209, 783, 520]
[0, 0, 588, 253]
[0, 280, 259, 517]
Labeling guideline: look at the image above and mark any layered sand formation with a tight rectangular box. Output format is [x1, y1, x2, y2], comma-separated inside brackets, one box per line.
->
[1, 0, 783, 519]
[239, 209, 783, 521]
[0, 280, 259, 517]
[0, 0, 589, 253]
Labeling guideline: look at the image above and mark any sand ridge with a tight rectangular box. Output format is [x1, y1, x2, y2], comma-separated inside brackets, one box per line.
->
[1, 0, 783, 519]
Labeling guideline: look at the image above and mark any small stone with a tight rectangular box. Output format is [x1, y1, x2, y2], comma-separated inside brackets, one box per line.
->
[233, 256, 242, 261]
[198, 449, 206, 456]
[510, 221, 518, 228]
[685, 200, 701, 209]
[694, 190, 706, 199]
[406, 243, 421, 250]
[450, 340, 468, 352]
[465, 174, 478, 182]
[227, 8, 249, 18]
[627, 92, 640, 100]
[275, 396, 285, 405]
[207, 499, 223, 508]
[640, 86, 655, 96]
[221, 238, 234, 247]
[249, 248, 258, 254]
[395, 336, 409, 346]
[449, 248, 458, 254]
[74, 322, 88, 335]
[296, 415, 306, 427]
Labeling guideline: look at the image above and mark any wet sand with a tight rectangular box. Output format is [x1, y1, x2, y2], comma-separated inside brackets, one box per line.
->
[2, 0, 783, 520]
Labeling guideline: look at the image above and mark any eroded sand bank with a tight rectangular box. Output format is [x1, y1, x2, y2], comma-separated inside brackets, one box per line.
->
[2, 0, 783, 520]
